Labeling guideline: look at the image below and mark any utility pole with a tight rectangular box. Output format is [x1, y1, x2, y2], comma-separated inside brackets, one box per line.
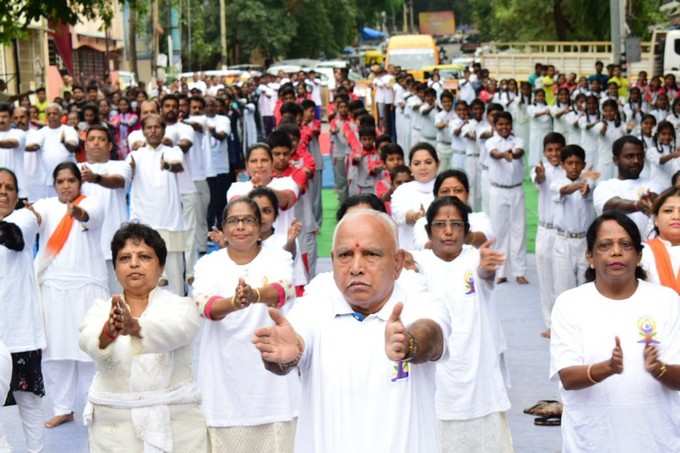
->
[151, 0, 159, 79]
[220, 0, 227, 67]
[409, 0, 415, 33]
[610, 0, 622, 65]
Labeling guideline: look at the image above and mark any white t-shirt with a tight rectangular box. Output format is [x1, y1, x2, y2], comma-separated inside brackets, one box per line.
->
[0, 209, 46, 352]
[0, 128, 26, 197]
[127, 144, 185, 232]
[188, 80, 207, 94]
[79, 161, 132, 260]
[164, 122, 196, 195]
[203, 115, 231, 176]
[531, 163, 564, 225]
[412, 211, 495, 251]
[391, 179, 436, 250]
[550, 281, 680, 453]
[227, 178, 299, 241]
[435, 110, 455, 144]
[550, 176, 595, 233]
[593, 177, 663, 237]
[184, 116, 208, 181]
[30, 125, 79, 186]
[485, 133, 525, 186]
[193, 246, 298, 426]
[412, 247, 510, 420]
[288, 284, 451, 453]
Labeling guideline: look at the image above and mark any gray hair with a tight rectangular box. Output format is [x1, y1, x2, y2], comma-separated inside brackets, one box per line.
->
[331, 209, 399, 251]
[46, 103, 62, 114]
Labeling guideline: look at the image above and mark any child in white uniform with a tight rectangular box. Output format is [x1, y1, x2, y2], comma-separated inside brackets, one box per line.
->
[486, 111, 528, 284]
[532, 132, 565, 336]
[564, 94, 585, 146]
[550, 144, 594, 320]
[527, 89, 553, 166]
[593, 99, 627, 181]
[434, 91, 456, 172]
[579, 95, 602, 170]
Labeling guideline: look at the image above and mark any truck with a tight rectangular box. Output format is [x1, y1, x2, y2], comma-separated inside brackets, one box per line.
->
[385, 34, 439, 80]
[477, 28, 680, 81]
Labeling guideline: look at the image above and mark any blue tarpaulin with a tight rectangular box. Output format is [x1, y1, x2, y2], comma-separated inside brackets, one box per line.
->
[361, 27, 385, 41]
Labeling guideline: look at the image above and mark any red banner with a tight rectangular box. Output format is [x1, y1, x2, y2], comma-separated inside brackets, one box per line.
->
[48, 20, 73, 75]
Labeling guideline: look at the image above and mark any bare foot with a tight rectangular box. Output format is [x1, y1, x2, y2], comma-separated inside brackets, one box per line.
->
[516, 276, 529, 285]
[540, 329, 551, 339]
[496, 277, 508, 284]
[45, 413, 74, 429]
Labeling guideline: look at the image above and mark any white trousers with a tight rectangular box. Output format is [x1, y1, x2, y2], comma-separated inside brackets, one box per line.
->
[43, 360, 94, 417]
[552, 235, 589, 307]
[489, 185, 527, 279]
[480, 168, 491, 215]
[161, 251, 185, 296]
[181, 192, 200, 280]
[13, 391, 44, 453]
[436, 142, 453, 173]
[105, 260, 122, 295]
[465, 156, 481, 211]
[449, 151, 466, 172]
[208, 420, 295, 453]
[535, 226, 556, 329]
[194, 179, 211, 254]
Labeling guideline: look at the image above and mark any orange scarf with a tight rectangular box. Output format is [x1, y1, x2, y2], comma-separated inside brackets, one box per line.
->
[646, 237, 680, 294]
[45, 194, 86, 257]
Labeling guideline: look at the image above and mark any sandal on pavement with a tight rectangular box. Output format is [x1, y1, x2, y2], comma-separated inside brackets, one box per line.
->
[534, 416, 561, 426]
[523, 400, 559, 415]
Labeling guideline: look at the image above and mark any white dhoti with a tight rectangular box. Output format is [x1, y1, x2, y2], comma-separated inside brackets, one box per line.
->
[439, 412, 514, 453]
[13, 391, 44, 453]
[534, 225, 556, 329]
[207, 420, 296, 453]
[488, 185, 527, 279]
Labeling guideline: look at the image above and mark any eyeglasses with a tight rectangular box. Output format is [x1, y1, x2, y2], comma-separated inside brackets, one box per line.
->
[430, 220, 466, 230]
[225, 216, 257, 227]
[594, 239, 635, 253]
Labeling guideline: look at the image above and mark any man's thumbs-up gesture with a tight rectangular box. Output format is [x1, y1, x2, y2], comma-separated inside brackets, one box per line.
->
[385, 303, 412, 362]
[253, 308, 303, 366]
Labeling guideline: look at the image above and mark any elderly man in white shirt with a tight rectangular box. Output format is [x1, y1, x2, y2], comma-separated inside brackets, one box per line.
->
[253, 209, 451, 453]
[127, 114, 187, 296]
[25, 103, 79, 199]
[593, 135, 663, 237]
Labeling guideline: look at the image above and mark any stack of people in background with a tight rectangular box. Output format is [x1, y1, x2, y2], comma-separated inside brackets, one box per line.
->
[0, 55, 679, 453]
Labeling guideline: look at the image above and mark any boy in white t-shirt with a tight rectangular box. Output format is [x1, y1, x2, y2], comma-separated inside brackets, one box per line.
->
[531, 132, 565, 337]
[434, 90, 456, 172]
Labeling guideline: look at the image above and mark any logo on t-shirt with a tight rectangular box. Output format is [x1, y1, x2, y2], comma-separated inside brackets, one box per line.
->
[391, 361, 411, 382]
[464, 271, 476, 295]
[637, 316, 659, 345]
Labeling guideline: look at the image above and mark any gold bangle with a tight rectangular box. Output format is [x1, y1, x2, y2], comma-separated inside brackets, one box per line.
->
[231, 297, 241, 311]
[254, 287, 261, 304]
[656, 363, 668, 379]
[586, 364, 599, 385]
[403, 333, 418, 362]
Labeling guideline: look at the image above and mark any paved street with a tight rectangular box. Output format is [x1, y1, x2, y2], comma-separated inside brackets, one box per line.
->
[0, 256, 561, 453]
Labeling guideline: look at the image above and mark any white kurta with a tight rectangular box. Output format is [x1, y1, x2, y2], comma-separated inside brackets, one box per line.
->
[0, 209, 46, 352]
[30, 125, 79, 186]
[287, 284, 451, 453]
[79, 288, 208, 453]
[193, 247, 299, 428]
[550, 281, 680, 453]
[391, 179, 436, 250]
[33, 196, 108, 362]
